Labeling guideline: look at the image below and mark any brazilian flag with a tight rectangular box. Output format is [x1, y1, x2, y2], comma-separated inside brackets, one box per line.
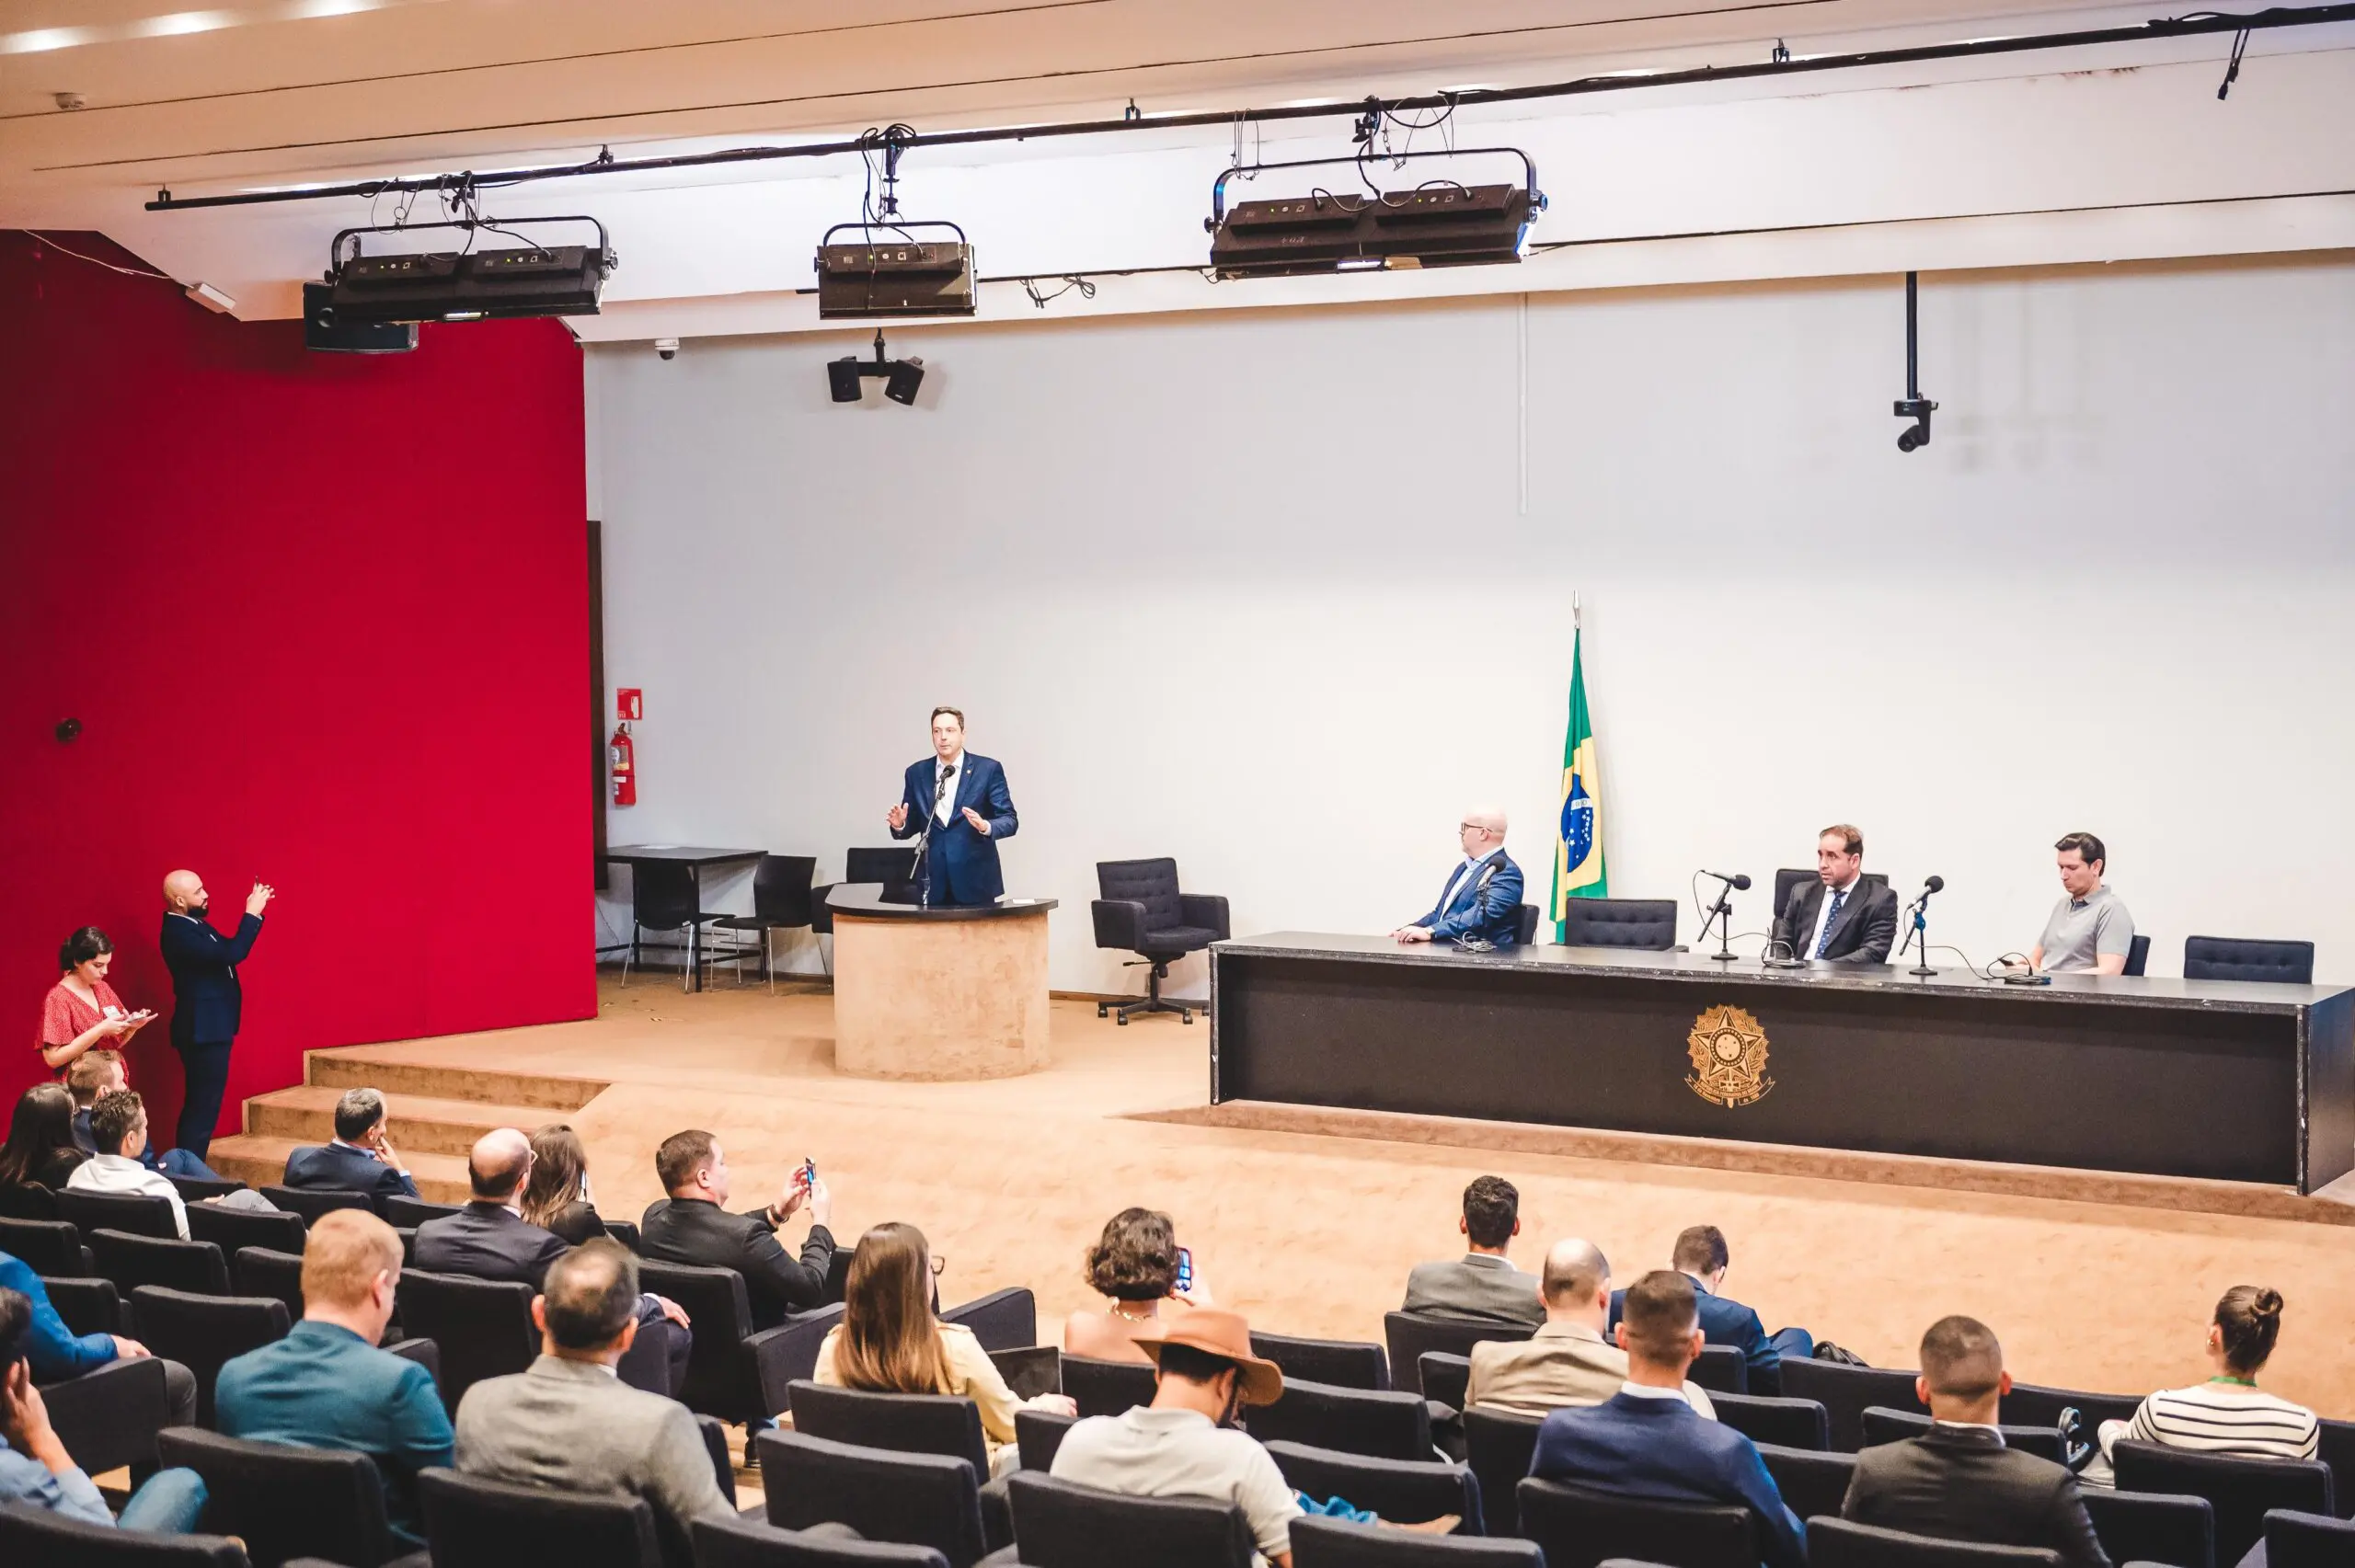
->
[1552, 630, 1607, 935]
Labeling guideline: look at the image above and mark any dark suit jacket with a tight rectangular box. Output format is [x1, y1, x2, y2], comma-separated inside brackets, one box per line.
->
[1412, 850, 1525, 946]
[889, 753, 1017, 907]
[1773, 877, 1898, 964]
[1843, 1424, 2110, 1568]
[282, 1143, 419, 1207]
[411, 1202, 570, 1289]
[1532, 1391, 1807, 1568]
[544, 1199, 611, 1247]
[160, 910, 264, 1045]
[638, 1196, 834, 1330]
[1609, 1279, 1783, 1379]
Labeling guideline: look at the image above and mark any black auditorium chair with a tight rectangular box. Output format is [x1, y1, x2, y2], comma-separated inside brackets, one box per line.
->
[159, 1426, 422, 1568]
[713, 854, 819, 992]
[2267, 1508, 2355, 1567]
[42, 1352, 171, 1477]
[261, 1185, 373, 1224]
[1462, 1407, 1543, 1537]
[1090, 858, 1229, 1024]
[759, 1430, 992, 1568]
[1518, 1476, 1756, 1568]
[234, 1246, 306, 1319]
[2183, 935, 2315, 985]
[418, 1468, 662, 1568]
[1689, 1344, 1749, 1395]
[696, 1514, 952, 1567]
[1251, 1330, 1391, 1391]
[622, 860, 727, 991]
[1772, 870, 1890, 925]
[0, 1180, 61, 1219]
[396, 1270, 536, 1412]
[1712, 1391, 1831, 1450]
[1999, 1379, 2142, 1433]
[92, 1228, 231, 1296]
[1861, 1405, 2063, 1462]
[637, 1258, 842, 1426]
[130, 1286, 291, 1425]
[1558, 898, 1679, 951]
[2316, 1417, 2355, 1517]
[186, 1203, 305, 1258]
[1756, 1442, 1855, 1524]
[59, 1187, 180, 1240]
[1384, 1312, 1533, 1396]
[0, 1214, 90, 1276]
[2080, 1487, 2213, 1568]
[40, 1275, 121, 1338]
[1292, 1517, 1541, 1566]
[1003, 1469, 1258, 1568]
[2124, 933, 2151, 977]
[2110, 1440, 2334, 1565]
[1247, 1378, 1434, 1462]
[1016, 1407, 1076, 1472]
[1419, 1353, 1471, 1417]
[785, 1380, 993, 1479]
[1059, 1352, 1157, 1417]
[0, 1502, 253, 1565]
[938, 1286, 1038, 1353]
[1807, 1518, 2062, 1566]
[1778, 1357, 1927, 1452]
[1266, 1440, 1483, 1533]
[383, 1196, 464, 1228]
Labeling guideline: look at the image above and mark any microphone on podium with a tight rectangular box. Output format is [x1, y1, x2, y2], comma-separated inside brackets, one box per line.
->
[1902, 875, 1945, 977]
[1705, 871, 1752, 891]
[1699, 870, 1750, 962]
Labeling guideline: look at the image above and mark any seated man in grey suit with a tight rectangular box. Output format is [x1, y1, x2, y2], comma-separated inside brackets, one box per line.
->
[1400, 1175, 1545, 1329]
[1467, 1239, 1714, 1417]
[281, 1088, 418, 1209]
[454, 1240, 735, 1540]
[1842, 1315, 2109, 1568]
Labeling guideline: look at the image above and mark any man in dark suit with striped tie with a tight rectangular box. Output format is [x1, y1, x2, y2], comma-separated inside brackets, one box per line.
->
[1772, 824, 1898, 964]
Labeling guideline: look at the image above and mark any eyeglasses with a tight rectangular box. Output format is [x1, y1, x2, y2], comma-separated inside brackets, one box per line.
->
[929, 1254, 948, 1276]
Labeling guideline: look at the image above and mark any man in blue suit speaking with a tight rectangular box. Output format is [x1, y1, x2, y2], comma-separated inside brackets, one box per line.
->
[1393, 807, 1523, 947]
[886, 707, 1018, 908]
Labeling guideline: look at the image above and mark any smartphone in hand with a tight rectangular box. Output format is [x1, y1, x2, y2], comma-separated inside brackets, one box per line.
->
[1174, 1245, 1194, 1296]
[800, 1157, 818, 1191]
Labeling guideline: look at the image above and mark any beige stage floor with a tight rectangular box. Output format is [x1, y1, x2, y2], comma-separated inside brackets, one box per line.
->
[239, 976, 2355, 1418]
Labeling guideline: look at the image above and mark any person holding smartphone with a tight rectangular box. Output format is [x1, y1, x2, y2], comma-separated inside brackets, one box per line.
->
[1064, 1207, 1212, 1363]
[159, 871, 272, 1161]
[38, 928, 155, 1075]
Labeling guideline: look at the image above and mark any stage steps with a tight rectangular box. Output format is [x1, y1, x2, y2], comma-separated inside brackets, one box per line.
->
[206, 1046, 612, 1206]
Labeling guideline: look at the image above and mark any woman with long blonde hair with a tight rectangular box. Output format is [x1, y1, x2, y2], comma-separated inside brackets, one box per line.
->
[518, 1124, 612, 1245]
[813, 1221, 1072, 1474]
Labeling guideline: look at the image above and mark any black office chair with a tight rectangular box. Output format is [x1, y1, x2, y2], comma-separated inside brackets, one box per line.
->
[158, 1426, 413, 1568]
[1713, 1391, 1831, 1450]
[418, 1468, 662, 1568]
[1513, 905, 1543, 946]
[810, 849, 921, 960]
[0, 1215, 89, 1276]
[1559, 898, 1678, 950]
[1248, 1378, 1434, 1461]
[1003, 1469, 1257, 1568]
[91, 1228, 231, 1296]
[1017, 1407, 1076, 1472]
[1462, 1407, 1543, 1537]
[1091, 858, 1229, 1024]
[1689, 1344, 1749, 1395]
[1251, 1330, 1391, 1391]
[383, 1195, 463, 1228]
[185, 1203, 305, 1258]
[713, 854, 819, 992]
[396, 1269, 536, 1413]
[1291, 1517, 1542, 1566]
[2079, 1488, 2212, 1568]
[1518, 1476, 1755, 1568]
[637, 1258, 842, 1425]
[1266, 1441, 1482, 1533]
[0, 1500, 252, 1565]
[758, 1430, 992, 1568]
[130, 1287, 291, 1425]
[2111, 1439, 2334, 1564]
[1772, 869, 1890, 924]
[1806, 1517, 2062, 1565]
[2183, 935, 2315, 985]
[2124, 933, 2151, 977]
[1756, 1442, 1855, 1523]
[260, 1185, 373, 1224]
[1059, 1353, 1158, 1417]
[2267, 1508, 2355, 1566]
[1861, 1405, 2063, 1462]
[623, 860, 727, 990]
[1778, 1357, 1927, 1452]
[695, 1513, 952, 1567]
[58, 1187, 180, 1240]
[233, 1246, 306, 1319]
[938, 1286, 1037, 1353]
[40, 1353, 171, 1477]
[1384, 1313, 1533, 1395]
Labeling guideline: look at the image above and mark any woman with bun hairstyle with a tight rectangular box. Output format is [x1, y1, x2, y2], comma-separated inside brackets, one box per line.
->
[38, 927, 155, 1073]
[2084, 1285, 2318, 1487]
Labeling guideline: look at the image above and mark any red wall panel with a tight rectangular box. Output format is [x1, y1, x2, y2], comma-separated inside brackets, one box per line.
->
[0, 232, 595, 1139]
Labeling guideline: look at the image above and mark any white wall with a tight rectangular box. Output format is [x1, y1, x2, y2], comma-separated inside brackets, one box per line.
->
[589, 257, 2355, 995]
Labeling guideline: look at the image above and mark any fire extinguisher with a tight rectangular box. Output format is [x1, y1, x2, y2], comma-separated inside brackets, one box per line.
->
[610, 723, 637, 807]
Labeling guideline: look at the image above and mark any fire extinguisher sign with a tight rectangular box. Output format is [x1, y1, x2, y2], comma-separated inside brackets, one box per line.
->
[617, 689, 643, 721]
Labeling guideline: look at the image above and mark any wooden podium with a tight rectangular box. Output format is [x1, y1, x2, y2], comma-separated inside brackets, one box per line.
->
[825, 885, 1057, 1081]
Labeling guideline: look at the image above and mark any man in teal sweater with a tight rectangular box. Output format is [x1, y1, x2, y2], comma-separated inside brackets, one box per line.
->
[214, 1208, 452, 1543]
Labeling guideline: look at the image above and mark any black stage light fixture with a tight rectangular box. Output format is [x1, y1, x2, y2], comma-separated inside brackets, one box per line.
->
[302, 280, 418, 353]
[829, 330, 926, 406]
[323, 216, 616, 326]
[1893, 270, 1938, 452]
[816, 124, 975, 319]
[1207, 148, 1545, 280]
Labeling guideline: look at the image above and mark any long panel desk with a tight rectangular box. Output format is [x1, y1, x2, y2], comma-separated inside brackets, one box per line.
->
[1208, 934, 2355, 1193]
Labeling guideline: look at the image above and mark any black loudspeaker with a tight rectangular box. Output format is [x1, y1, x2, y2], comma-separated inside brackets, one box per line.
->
[303, 281, 419, 354]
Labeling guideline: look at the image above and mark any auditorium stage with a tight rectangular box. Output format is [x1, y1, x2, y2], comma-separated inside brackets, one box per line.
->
[217, 977, 2355, 1419]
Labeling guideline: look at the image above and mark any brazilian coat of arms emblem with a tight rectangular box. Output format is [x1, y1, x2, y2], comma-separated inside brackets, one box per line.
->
[1685, 1005, 1773, 1107]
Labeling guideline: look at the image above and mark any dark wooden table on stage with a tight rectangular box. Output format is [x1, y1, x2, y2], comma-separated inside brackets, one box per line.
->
[1209, 934, 2355, 1193]
[605, 845, 765, 992]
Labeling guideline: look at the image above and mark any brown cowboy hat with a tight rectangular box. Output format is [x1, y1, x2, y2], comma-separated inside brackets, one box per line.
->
[1133, 1309, 1284, 1406]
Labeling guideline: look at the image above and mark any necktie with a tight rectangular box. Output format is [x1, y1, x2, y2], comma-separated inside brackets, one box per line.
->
[1815, 887, 1848, 958]
[935, 764, 957, 823]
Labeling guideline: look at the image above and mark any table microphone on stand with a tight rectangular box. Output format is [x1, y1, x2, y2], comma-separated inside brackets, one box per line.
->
[1901, 875, 1945, 978]
[1701, 871, 1750, 962]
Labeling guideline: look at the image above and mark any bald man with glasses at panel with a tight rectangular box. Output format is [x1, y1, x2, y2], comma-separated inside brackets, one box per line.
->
[1393, 808, 1525, 948]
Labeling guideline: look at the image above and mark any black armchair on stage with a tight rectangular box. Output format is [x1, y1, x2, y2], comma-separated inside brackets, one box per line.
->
[2184, 934, 2315, 985]
[1091, 858, 1230, 1025]
[1558, 898, 1677, 950]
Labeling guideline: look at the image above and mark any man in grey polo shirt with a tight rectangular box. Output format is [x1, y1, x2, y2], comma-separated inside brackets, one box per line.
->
[2026, 831, 2135, 976]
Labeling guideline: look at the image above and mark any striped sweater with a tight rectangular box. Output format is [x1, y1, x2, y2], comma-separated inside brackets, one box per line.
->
[2081, 1380, 2318, 1489]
